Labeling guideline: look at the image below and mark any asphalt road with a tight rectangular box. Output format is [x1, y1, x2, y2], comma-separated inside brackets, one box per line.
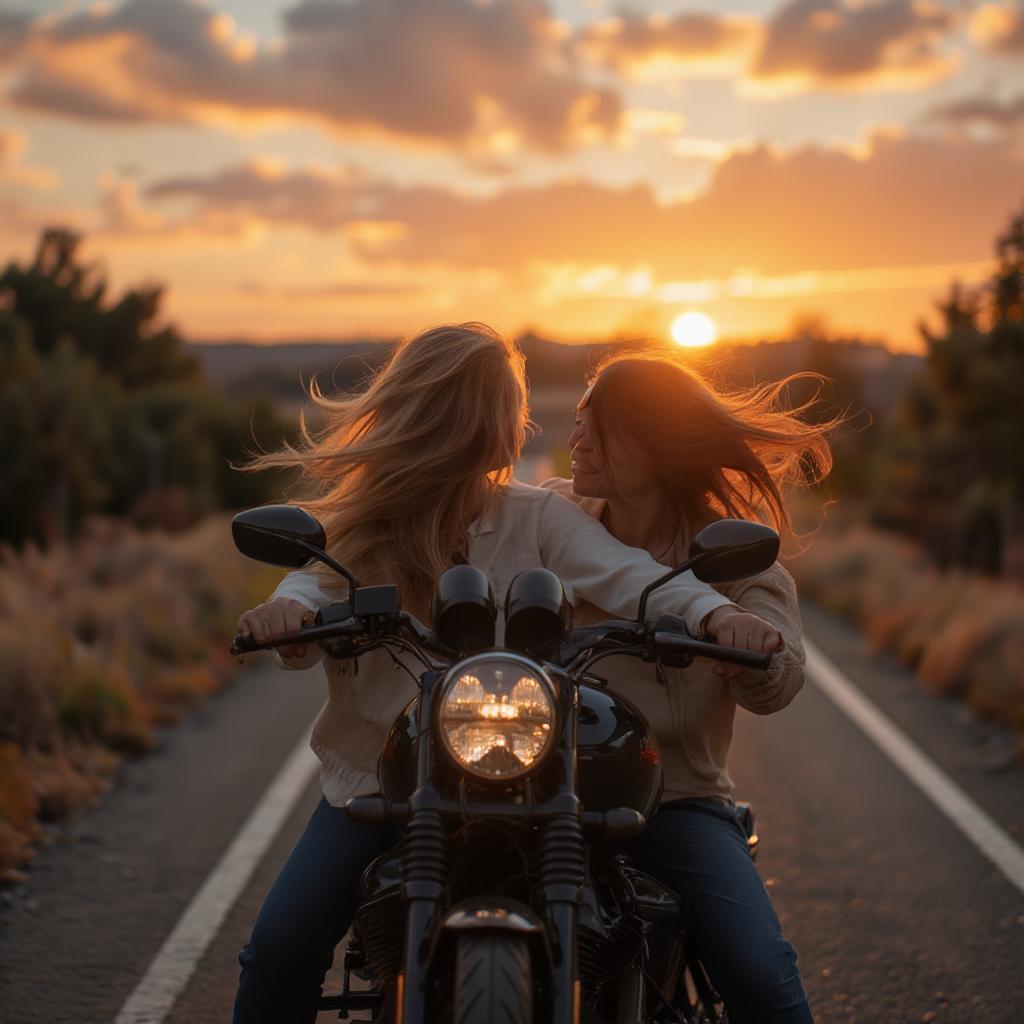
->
[1, 600, 1023, 1024]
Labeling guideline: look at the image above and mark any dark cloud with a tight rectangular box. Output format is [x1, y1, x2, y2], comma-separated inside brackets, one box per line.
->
[143, 131, 1024, 279]
[750, 0, 959, 90]
[923, 93, 1024, 131]
[574, 11, 758, 73]
[0, 0, 620, 152]
[0, 12, 30, 65]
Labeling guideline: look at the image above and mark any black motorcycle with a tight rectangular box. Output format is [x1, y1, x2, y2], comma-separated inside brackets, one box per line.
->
[230, 506, 777, 1023]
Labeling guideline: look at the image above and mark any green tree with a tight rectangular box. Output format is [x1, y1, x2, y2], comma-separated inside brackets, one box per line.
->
[872, 205, 1024, 573]
[0, 229, 200, 386]
[0, 228, 294, 546]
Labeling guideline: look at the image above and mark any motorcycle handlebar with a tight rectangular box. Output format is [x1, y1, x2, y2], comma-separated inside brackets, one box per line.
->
[652, 631, 773, 671]
[229, 612, 452, 661]
[229, 616, 774, 673]
[229, 618, 365, 657]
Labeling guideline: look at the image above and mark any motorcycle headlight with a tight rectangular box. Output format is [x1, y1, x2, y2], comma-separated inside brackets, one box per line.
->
[437, 654, 558, 781]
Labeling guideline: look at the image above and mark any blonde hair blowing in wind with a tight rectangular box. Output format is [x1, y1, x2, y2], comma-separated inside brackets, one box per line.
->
[244, 323, 529, 615]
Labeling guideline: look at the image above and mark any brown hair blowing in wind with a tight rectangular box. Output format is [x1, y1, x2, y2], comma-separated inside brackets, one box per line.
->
[584, 348, 844, 551]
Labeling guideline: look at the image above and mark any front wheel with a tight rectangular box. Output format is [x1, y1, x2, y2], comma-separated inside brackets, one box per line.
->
[453, 932, 533, 1024]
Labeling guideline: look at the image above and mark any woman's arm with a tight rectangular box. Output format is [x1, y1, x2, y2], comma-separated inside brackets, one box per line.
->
[718, 564, 805, 714]
[271, 570, 333, 611]
[237, 571, 333, 671]
[536, 488, 734, 636]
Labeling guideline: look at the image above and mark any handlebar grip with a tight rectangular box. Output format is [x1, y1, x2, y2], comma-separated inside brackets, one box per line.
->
[230, 633, 267, 656]
[229, 617, 365, 658]
[653, 631, 773, 671]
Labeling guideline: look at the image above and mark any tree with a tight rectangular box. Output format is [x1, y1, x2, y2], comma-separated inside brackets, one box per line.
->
[0, 229, 200, 386]
[872, 204, 1024, 575]
[0, 228, 293, 546]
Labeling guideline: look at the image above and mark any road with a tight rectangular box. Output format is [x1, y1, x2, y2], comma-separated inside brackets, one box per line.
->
[1, 600, 1023, 1023]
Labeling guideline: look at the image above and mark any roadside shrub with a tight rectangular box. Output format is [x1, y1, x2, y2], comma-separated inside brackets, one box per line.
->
[0, 514, 281, 879]
[787, 522, 1024, 762]
[57, 656, 153, 754]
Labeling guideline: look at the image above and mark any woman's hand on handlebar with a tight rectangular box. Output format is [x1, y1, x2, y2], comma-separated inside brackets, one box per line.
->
[236, 598, 315, 659]
[701, 606, 782, 678]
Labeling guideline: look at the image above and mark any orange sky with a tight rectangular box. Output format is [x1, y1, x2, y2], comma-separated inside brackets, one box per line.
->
[1, 0, 1023, 351]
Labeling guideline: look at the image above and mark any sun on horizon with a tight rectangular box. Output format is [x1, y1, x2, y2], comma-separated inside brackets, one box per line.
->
[670, 311, 717, 348]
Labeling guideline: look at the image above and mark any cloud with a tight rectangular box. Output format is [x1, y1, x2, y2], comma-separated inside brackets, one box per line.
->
[141, 130, 1024, 281]
[146, 161, 369, 231]
[0, 11, 30, 66]
[923, 93, 1024, 133]
[239, 279, 427, 300]
[0, 0, 620, 153]
[969, 2, 1024, 54]
[746, 0, 962, 95]
[0, 128, 59, 189]
[574, 10, 759, 77]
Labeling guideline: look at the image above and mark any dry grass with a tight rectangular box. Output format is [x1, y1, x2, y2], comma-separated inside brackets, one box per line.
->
[785, 519, 1024, 761]
[0, 516, 281, 881]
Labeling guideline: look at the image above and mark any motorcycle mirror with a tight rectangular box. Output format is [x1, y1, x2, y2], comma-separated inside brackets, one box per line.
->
[636, 519, 779, 625]
[504, 568, 569, 657]
[433, 565, 497, 654]
[687, 519, 780, 584]
[231, 505, 359, 591]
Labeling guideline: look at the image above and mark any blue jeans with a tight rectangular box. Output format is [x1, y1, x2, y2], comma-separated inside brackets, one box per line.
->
[233, 799, 398, 1024]
[629, 797, 814, 1024]
[234, 797, 813, 1023]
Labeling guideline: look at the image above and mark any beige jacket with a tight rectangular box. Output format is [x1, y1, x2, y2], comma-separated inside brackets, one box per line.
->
[541, 477, 805, 803]
[269, 480, 740, 806]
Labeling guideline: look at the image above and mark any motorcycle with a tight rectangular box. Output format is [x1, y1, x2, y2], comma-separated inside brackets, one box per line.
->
[229, 505, 777, 1023]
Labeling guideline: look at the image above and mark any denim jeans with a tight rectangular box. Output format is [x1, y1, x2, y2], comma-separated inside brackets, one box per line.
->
[234, 797, 813, 1024]
[628, 797, 815, 1024]
[233, 798, 398, 1024]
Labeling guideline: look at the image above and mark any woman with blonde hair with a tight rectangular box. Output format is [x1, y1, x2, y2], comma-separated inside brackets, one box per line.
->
[231, 323, 780, 1023]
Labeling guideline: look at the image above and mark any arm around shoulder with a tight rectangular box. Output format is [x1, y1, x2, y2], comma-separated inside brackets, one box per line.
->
[535, 488, 732, 634]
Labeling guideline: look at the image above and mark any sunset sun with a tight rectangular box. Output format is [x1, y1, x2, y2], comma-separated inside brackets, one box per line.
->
[670, 311, 717, 348]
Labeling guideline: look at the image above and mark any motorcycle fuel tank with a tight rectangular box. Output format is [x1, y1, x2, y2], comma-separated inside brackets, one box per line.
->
[378, 682, 663, 820]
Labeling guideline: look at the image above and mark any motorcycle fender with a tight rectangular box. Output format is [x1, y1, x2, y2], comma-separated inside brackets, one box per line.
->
[428, 897, 553, 972]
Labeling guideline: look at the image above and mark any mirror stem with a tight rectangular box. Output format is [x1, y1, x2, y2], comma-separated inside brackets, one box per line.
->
[252, 528, 360, 592]
[636, 553, 711, 627]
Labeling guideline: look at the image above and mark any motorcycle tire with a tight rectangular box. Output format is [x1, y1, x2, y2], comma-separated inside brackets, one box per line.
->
[453, 932, 533, 1024]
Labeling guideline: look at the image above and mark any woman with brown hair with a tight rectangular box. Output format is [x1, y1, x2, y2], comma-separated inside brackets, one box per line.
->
[231, 323, 781, 1023]
[549, 347, 838, 1023]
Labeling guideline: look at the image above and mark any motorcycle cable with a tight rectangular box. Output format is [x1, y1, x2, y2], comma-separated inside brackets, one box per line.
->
[568, 643, 650, 680]
[375, 637, 445, 682]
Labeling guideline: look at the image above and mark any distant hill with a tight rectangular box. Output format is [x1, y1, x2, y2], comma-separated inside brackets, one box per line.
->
[188, 334, 922, 420]
[190, 340, 390, 400]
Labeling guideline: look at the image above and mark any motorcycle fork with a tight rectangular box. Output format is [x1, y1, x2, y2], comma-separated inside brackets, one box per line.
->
[397, 673, 587, 1024]
[539, 677, 584, 1024]
[398, 670, 448, 1024]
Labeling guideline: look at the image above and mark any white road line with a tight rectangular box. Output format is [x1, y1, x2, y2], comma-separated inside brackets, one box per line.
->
[113, 728, 320, 1024]
[805, 637, 1024, 899]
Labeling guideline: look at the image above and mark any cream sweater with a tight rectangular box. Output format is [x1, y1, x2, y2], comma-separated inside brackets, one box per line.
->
[268, 480, 741, 806]
[540, 477, 805, 803]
